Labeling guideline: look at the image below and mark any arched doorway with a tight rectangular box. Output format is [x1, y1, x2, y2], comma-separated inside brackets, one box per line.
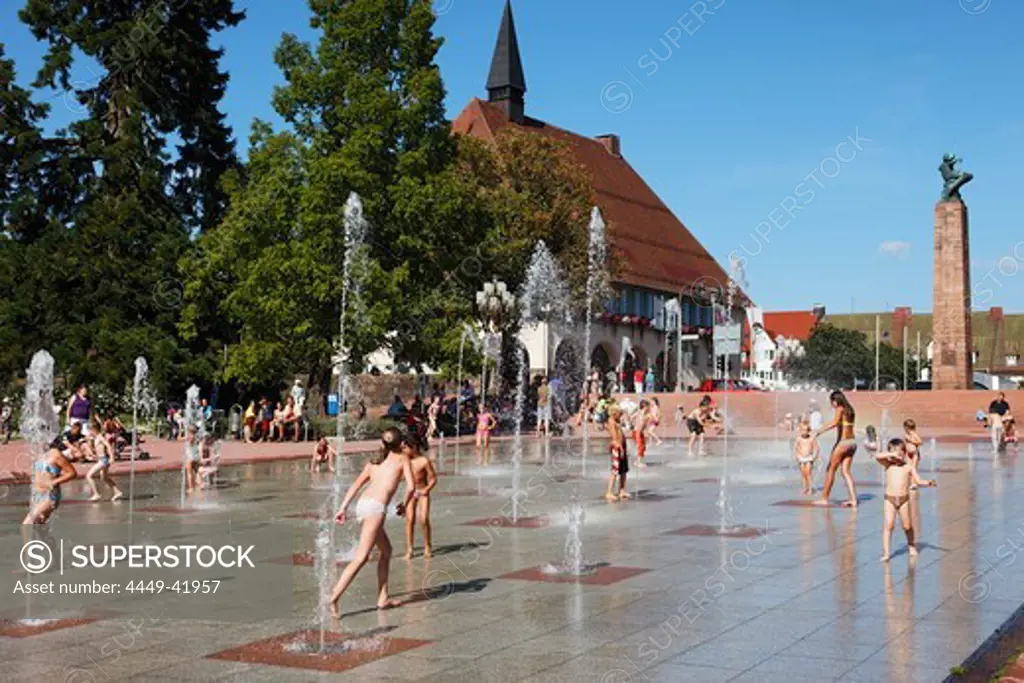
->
[591, 343, 612, 376]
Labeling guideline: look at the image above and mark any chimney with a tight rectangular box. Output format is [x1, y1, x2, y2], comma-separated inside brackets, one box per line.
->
[892, 307, 912, 348]
[812, 304, 826, 321]
[990, 306, 1004, 322]
[596, 134, 621, 157]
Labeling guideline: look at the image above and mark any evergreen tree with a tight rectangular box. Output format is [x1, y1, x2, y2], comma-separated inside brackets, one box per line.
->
[11, 0, 243, 394]
[185, 0, 491, 392]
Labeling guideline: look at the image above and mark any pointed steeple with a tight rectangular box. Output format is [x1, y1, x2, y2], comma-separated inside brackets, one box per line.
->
[486, 0, 527, 123]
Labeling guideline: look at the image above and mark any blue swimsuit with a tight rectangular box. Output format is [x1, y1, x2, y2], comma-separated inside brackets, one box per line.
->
[33, 460, 63, 505]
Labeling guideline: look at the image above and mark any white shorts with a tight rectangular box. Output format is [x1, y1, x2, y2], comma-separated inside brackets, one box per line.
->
[70, 417, 90, 436]
[355, 498, 387, 520]
[537, 404, 552, 421]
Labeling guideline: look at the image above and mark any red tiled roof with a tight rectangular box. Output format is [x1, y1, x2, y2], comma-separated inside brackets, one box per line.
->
[763, 311, 818, 342]
[452, 98, 733, 297]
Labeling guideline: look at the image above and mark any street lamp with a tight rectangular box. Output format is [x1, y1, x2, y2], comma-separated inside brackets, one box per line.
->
[475, 279, 517, 402]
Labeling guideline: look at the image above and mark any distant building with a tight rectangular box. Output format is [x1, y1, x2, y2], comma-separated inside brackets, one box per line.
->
[454, 2, 743, 391]
[744, 309, 821, 388]
[823, 306, 1023, 389]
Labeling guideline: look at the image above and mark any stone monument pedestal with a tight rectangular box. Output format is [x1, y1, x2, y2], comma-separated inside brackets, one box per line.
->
[932, 200, 973, 390]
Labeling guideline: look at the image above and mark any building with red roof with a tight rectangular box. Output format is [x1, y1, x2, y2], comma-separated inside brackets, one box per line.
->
[454, 2, 742, 391]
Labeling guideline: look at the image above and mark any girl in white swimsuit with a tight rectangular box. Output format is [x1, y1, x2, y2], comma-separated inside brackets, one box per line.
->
[329, 428, 415, 619]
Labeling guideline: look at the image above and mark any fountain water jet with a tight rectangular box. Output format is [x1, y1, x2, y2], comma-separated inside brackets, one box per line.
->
[582, 208, 608, 477]
[181, 385, 201, 509]
[130, 358, 156, 522]
[315, 191, 370, 653]
[511, 242, 572, 523]
[21, 351, 58, 510]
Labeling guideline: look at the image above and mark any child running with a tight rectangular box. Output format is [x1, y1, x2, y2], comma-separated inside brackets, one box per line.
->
[86, 429, 124, 501]
[311, 436, 337, 473]
[329, 428, 415, 619]
[23, 437, 78, 524]
[686, 397, 712, 457]
[646, 397, 663, 445]
[875, 438, 936, 562]
[605, 403, 631, 501]
[402, 432, 438, 559]
[793, 419, 820, 495]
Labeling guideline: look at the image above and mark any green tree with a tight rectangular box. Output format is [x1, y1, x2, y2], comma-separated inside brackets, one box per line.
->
[12, 0, 244, 395]
[184, 0, 492, 392]
[788, 323, 908, 389]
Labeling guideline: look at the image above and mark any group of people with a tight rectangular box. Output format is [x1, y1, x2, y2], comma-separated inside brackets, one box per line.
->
[242, 394, 305, 443]
[980, 392, 1017, 449]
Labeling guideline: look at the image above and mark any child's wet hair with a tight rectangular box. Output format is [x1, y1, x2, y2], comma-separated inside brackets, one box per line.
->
[402, 430, 426, 453]
[887, 437, 905, 450]
[372, 427, 403, 464]
[903, 419, 916, 430]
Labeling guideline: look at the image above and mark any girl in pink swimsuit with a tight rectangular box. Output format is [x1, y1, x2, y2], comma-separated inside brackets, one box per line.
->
[475, 405, 497, 464]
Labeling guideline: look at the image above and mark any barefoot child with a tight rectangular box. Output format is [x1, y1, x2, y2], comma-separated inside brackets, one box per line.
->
[311, 436, 337, 473]
[329, 428, 415, 619]
[403, 433, 437, 559]
[794, 419, 820, 495]
[863, 425, 880, 455]
[23, 437, 78, 524]
[686, 397, 712, 457]
[184, 427, 201, 493]
[903, 419, 923, 469]
[876, 438, 936, 562]
[86, 430, 124, 501]
[634, 400, 650, 468]
[475, 404, 497, 451]
[605, 404, 631, 501]
[646, 397, 663, 445]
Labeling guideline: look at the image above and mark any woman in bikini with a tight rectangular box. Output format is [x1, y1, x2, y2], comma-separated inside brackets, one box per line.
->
[814, 390, 859, 507]
[23, 437, 78, 524]
[329, 428, 415, 619]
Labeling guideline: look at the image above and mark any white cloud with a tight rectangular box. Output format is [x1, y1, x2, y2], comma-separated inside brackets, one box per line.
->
[878, 240, 912, 259]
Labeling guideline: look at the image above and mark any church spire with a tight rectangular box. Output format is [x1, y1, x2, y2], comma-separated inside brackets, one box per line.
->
[486, 0, 527, 123]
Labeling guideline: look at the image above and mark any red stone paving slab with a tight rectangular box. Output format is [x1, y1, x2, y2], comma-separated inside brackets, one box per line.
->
[0, 617, 99, 637]
[667, 524, 774, 539]
[283, 512, 320, 520]
[499, 565, 649, 586]
[690, 477, 723, 484]
[773, 494, 875, 508]
[595, 492, 681, 503]
[136, 505, 201, 514]
[0, 499, 95, 507]
[462, 515, 549, 529]
[207, 629, 430, 673]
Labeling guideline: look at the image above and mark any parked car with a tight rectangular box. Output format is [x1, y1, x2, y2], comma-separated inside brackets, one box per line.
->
[912, 380, 989, 390]
[698, 379, 762, 392]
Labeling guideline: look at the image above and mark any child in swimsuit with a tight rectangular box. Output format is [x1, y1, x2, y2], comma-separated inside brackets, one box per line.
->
[903, 419, 923, 469]
[402, 432, 437, 559]
[23, 437, 78, 524]
[875, 438, 935, 562]
[1005, 413, 1018, 444]
[184, 427, 201, 494]
[646, 397, 663, 445]
[311, 436, 337, 473]
[330, 428, 415, 619]
[475, 406, 496, 448]
[634, 400, 650, 468]
[605, 404, 630, 501]
[863, 425, 880, 455]
[86, 431, 124, 501]
[793, 419, 820, 495]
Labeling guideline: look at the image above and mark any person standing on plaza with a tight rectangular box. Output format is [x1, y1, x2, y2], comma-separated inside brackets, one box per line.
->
[291, 379, 306, 412]
[814, 390, 859, 508]
[536, 376, 552, 437]
[988, 392, 1011, 450]
[66, 384, 92, 435]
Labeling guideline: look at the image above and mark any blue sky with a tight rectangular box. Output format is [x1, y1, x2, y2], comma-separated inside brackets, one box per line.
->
[4, 0, 1023, 314]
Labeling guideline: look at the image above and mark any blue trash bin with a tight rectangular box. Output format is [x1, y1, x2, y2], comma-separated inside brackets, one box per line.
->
[326, 393, 339, 417]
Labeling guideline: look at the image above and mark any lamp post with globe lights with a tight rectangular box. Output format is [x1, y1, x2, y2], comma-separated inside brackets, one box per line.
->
[475, 280, 517, 404]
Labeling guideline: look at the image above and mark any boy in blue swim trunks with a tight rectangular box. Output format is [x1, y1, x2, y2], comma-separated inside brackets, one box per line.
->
[87, 431, 124, 501]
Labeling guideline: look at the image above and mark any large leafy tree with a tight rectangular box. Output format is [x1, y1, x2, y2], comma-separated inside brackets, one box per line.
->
[10, 0, 244, 395]
[183, 0, 492, 392]
[788, 323, 906, 389]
